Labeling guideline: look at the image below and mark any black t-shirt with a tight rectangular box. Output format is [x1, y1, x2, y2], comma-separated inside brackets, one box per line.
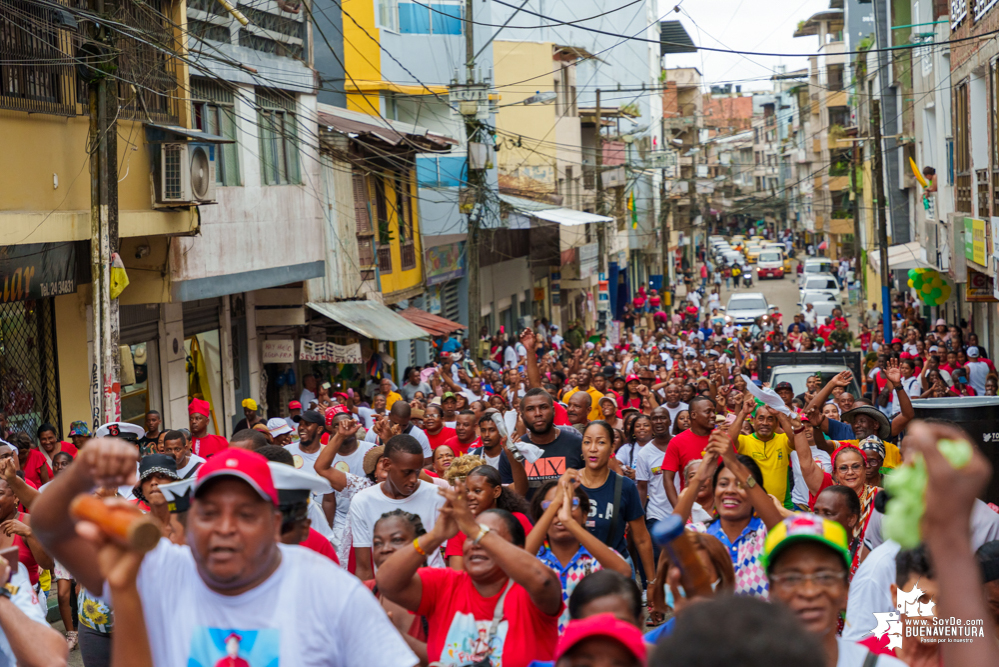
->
[499, 426, 583, 499]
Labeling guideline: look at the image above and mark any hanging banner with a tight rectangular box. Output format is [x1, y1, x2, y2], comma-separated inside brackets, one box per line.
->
[424, 242, 466, 286]
[965, 217, 987, 266]
[261, 339, 295, 364]
[300, 340, 362, 363]
[0, 242, 77, 303]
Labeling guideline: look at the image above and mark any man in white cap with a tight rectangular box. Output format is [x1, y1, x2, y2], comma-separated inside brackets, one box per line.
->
[966, 346, 995, 395]
[266, 417, 294, 446]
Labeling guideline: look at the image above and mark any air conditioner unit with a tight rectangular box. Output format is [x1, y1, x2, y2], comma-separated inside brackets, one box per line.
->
[158, 142, 217, 205]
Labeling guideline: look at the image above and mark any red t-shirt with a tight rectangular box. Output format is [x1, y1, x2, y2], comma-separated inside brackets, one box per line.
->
[444, 512, 534, 559]
[14, 512, 38, 586]
[21, 449, 51, 487]
[443, 436, 480, 457]
[427, 427, 457, 451]
[416, 567, 561, 667]
[661, 429, 711, 489]
[807, 472, 835, 508]
[299, 528, 340, 564]
[553, 402, 570, 427]
[191, 434, 228, 458]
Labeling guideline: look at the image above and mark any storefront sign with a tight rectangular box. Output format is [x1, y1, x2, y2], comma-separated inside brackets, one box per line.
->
[262, 339, 295, 364]
[0, 243, 76, 303]
[965, 217, 987, 266]
[966, 268, 997, 302]
[300, 340, 362, 363]
[424, 242, 466, 286]
[579, 243, 599, 280]
[550, 272, 560, 306]
[533, 287, 545, 302]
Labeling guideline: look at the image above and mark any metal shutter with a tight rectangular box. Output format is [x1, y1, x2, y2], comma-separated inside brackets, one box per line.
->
[119, 304, 161, 345]
[442, 281, 460, 323]
[183, 299, 221, 337]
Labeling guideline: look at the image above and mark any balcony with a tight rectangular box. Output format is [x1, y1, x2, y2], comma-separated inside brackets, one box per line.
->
[826, 90, 848, 108]
[829, 216, 854, 234]
[828, 175, 850, 191]
[814, 215, 825, 231]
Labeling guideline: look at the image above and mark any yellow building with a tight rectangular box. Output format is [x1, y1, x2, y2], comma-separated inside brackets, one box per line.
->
[0, 0, 196, 435]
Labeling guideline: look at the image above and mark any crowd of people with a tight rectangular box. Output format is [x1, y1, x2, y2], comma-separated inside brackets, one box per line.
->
[0, 264, 997, 667]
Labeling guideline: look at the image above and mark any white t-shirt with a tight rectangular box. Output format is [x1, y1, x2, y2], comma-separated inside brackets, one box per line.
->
[836, 637, 905, 667]
[0, 564, 48, 667]
[842, 541, 901, 641]
[357, 407, 384, 429]
[307, 499, 333, 538]
[864, 497, 999, 552]
[178, 454, 207, 479]
[663, 402, 689, 426]
[299, 388, 318, 410]
[348, 481, 447, 568]
[503, 346, 518, 368]
[364, 425, 432, 458]
[967, 359, 991, 394]
[789, 446, 832, 508]
[635, 442, 676, 521]
[330, 442, 376, 530]
[127, 540, 416, 667]
[284, 443, 335, 499]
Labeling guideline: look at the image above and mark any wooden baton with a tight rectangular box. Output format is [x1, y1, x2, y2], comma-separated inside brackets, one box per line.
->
[69, 495, 161, 553]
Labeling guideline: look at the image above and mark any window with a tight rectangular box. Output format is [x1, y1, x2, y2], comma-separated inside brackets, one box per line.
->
[398, 0, 462, 34]
[0, 0, 77, 115]
[353, 170, 376, 270]
[396, 172, 416, 270]
[256, 89, 301, 185]
[191, 78, 240, 186]
[954, 82, 971, 213]
[827, 64, 845, 91]
[992, 60, 999, 214]
[378, 0, 400, 32]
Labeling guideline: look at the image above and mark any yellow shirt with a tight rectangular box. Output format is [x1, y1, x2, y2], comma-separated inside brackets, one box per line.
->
[737, 432, 794, 508]
[385, 391, 403, 411]
[563, 386, 606, 422]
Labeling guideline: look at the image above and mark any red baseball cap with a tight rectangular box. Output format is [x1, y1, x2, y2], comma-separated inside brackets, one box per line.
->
[194, 448, 279, 507]
[626, 375, 640, 383]
[288, 400, 302, 410]
[555, 614, 646, 666]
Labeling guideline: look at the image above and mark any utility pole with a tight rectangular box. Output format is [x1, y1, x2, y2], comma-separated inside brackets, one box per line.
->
[89, 0, 120, 428]
[462, 0, 483, 363]
[851, 135, 864, 305]
[688, 111, 699, 265]
[871, 100, 892, 344]
[595, 89, 606, 274]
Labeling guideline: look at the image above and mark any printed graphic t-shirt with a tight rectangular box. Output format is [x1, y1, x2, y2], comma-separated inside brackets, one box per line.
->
[416, 567, 561, 667]
[498, 427, 584, 499]
[125, 540, 415, 667]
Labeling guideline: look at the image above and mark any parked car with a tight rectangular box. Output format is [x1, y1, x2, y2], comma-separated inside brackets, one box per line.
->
[800, 258, 834, 286]
[799, 274, 841, 301]
[727, 292, 777, 325]
[744, 244, 762, 264]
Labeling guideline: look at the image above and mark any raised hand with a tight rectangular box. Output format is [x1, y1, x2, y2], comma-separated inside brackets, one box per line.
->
[520, 328, 538, 352]
[336, 418, 361, 440]
[0, 519, 30, 538]
[831, 370, 853, 387]
[884, 358, 902, 386]
[743, 391, 757, 414]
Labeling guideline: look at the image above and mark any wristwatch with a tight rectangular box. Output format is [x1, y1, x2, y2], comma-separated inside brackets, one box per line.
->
[473, 524, 492, 545]
[0, 586, 12, 600]
[744, 475, 757, 489]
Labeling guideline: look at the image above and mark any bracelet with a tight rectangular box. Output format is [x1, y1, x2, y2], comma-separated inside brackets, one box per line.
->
[413, 537, 427, 557]
[473, 524, 492, 545]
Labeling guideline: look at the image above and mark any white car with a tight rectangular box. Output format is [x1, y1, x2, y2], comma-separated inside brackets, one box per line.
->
[808, 300, 848, 326]
[800, 274, 840, 301]
[727, 292, 777, 325]
[800, 258, 835, 286]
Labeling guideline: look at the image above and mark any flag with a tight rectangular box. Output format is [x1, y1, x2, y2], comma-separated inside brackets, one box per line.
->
[628, 191, 638, 229]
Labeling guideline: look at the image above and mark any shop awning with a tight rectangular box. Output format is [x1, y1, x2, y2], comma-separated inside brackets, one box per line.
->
[887, 241, 936, 270]
[398, 307, 467, 336]
[307, 301, 429, 341]
[529, 208, 614, 226]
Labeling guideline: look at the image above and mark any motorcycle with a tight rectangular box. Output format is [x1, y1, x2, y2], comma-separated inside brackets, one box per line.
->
[742, 270, 753, 288]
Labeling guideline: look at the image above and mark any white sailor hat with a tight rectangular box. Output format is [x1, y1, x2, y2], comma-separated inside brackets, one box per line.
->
[159, 477, 195, 513]
[268, 462, 331, 505]
[94, 422, 146, 441]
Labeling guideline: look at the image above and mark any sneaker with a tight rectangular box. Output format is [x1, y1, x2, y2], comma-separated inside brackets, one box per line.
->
[65, 631, 78, 652]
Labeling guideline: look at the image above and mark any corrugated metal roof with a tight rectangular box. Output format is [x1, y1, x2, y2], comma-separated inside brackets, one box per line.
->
[660, 20, 697, 56]
[531, 208, 614, 226]
[399, 307, 466, 336]
[307, 301, 429, 341]
[316, 104, 457, 148]
[498, 193, 560, 211]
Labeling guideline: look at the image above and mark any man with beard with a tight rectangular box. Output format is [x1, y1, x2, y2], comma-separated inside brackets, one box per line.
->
[499, 388, 583, 499]
[562, 369, 605, 422]
[285, 409, 337, 527]
[566, 392, 593, 435]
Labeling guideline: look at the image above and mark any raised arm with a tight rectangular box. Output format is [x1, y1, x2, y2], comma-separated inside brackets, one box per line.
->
[376, 500, 458, 612]
[884, 359, 914, 436]
[314, 419, 361, 492]
[795, 407, 828, 496]
[804, 370, 852, 416]
[0, 560, 68, 667]
[715, 430, 784, 530]
[521, 329, 542, 390]
[0, 459, 38, 510]
[671, 454, 719, 523]
[29, 438, 138, 594]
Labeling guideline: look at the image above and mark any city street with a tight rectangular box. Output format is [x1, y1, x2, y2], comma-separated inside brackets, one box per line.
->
[684, 258, 814, 326]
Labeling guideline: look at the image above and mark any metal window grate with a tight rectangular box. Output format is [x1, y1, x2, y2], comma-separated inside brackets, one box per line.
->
[0, 299, 61, 439]
[377, 246, 393, 274]
[187, 18, 231, 43]
[238, 5, 304, 42]
[163, 143, 183, 200]
[238, 29, 303, 59]
[0, 0, 79, 115]
[109, 0, 180, 123]
[401, 243, 416, 270]
[978, 169, 990, 218]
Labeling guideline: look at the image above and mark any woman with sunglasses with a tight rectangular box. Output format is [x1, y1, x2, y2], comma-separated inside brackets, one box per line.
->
[526, 474, 631, 633]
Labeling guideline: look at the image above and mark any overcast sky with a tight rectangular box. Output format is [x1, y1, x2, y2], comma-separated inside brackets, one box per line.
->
[660, 0, 832, 90]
